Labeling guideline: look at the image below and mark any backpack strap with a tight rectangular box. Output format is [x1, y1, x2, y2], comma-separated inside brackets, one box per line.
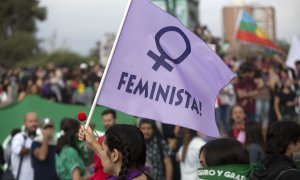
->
[15, 135, 27, 180]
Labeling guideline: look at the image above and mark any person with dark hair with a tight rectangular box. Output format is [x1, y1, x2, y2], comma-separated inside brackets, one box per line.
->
[199, 138, 249, 167]
[254, 70, 271, 130]
[177, 128, 205, 180]
[229, 105, 246, 143]
[91, 109, 117, 180]
[79, 124, 153, 180]
[252, 121, 300, 179]
[274, 74, 298, 121]
[245, 121, 265, 164]
[101, 109, 117, 130]
[31, 118, 59, 180]
[139, 119, 173, 180]
[55, 118, 87, 180]
[294, 60, 300, 81]
[236, 62, 258, 121]
[198, 138, 252, 179]
[161, 124, 181, 180]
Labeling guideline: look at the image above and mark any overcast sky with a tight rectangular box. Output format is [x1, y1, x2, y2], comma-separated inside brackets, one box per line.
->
[37, 0, 300, 55]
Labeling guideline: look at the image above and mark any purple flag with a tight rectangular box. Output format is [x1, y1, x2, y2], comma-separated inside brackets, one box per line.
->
[97, 0, 235, 137]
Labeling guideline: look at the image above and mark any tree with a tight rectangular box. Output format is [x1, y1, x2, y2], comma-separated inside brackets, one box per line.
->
[17, 50, 93, 68]
[0, 0, 46, 66]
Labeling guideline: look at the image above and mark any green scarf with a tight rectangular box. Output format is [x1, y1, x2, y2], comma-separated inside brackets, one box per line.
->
[198, 164, 263, 180]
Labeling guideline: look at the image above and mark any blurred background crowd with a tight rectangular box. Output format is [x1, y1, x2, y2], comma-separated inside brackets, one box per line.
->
[1, 0, 300, 179]
[1, 37, 300, 179]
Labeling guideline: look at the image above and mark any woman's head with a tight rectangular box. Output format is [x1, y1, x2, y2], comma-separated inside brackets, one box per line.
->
[266, 121, 300, 157]
[27, 83, 39, 94]
[139, 119, 161, 141]
[231, 105, 246, 130]
[199, 138, 249, 168]
[56, 118, 80, 154]
[238, 62, 255, 78]
[100, 124, 146, 180]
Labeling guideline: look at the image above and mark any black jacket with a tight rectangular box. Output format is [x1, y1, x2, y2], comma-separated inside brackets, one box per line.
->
[252, 154, 300, 180]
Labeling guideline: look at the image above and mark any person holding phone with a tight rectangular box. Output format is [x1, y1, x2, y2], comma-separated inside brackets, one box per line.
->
[31, 118, 59, 180]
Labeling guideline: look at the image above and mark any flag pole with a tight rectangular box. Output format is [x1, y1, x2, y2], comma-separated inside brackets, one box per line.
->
[232, 9, 243, 43]
[85, 0, 132, 129]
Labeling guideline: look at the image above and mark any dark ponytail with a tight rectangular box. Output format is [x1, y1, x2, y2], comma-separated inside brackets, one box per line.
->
[56, 118, 80, 154]
[119, 142, 130, 180]
[181, 128, 197, 162]
[105, 124, 146, 180]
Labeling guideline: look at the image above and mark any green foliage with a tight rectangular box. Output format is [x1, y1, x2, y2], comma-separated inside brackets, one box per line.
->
[0, 0, 46, 65]
[0, 32, 39, 66]
[16, 50, 96, 68]
[46, 50, 91, 67]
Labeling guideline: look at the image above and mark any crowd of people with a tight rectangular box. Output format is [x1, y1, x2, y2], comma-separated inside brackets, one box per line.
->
[0, 108, 299, 180]
[217, 54, 300, 133]
[0, 62, 104, 108]
[1, 24, 300, 180]
[1, 54, 300, 125]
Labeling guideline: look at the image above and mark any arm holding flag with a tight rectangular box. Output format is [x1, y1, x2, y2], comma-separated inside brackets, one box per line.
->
[78, 126, 102, 159]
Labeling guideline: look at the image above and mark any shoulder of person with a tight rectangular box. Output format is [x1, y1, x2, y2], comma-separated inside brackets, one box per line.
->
[191, 137, 206, 145]
[12, 132, 25, 142]
[134, 173, 153, 180]
[62, 146, 78, 155]
[277, 168, 300, 180]
[186, 137, 205, 150]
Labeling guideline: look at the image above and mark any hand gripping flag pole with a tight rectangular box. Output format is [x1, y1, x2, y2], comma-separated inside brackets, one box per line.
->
[84, 0, 132, 129]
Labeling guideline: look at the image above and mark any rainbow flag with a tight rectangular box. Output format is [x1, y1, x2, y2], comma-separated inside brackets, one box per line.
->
[235, 11, 281, 52]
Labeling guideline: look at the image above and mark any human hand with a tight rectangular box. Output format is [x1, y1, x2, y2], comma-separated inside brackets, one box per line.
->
[78, 126, 95, 145]
[277, 114, 282, 121]
[286, 101, 295, 107]
[168, 139, 177, 150]
[42, 127, 54, 141]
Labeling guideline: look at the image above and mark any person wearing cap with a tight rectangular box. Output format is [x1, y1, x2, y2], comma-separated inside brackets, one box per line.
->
[31, 118, 59, 180]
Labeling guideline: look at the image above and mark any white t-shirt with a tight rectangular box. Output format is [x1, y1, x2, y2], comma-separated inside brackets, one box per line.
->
[220, 83, 236, 106]
[178, 137, 206, 180]
[0, 92, 8, 103]
[11, 132, 34, 180]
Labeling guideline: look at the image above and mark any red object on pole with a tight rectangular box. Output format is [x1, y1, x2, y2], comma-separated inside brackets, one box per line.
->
[77, 112, 87, 122]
